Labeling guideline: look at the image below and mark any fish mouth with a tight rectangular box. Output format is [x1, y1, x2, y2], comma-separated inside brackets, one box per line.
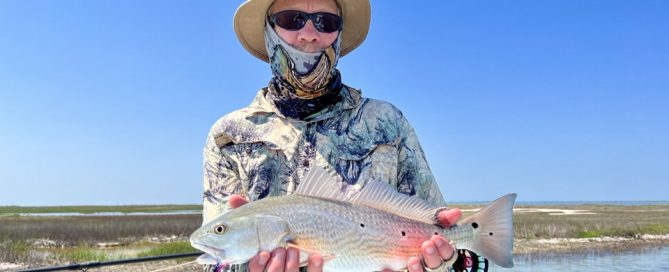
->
[196, 253, 219, 265]
[191, 240, 226, 261]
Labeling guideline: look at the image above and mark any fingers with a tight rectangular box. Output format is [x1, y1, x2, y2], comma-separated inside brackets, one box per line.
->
[421, 240, 443, 269]
[266, 247, 287, 272]
[229, 194, 249, 209]
[306, 253, 324, 272]
[437, 208, 462, 227]
[285, 248, 300, 272]
[406, 256, 423, 272]
[431, 235, 456, 261]
[248, 251, 271, 272]
[407, 236, 457, 272]
[248, 247, 322, 272]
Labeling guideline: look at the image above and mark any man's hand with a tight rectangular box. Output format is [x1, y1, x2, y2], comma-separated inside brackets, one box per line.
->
[406, 208, 462, 272]
[229, 194, 324, 272]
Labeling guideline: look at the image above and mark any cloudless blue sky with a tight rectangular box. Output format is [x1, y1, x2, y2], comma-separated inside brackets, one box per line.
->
[1, 0, 667, 205]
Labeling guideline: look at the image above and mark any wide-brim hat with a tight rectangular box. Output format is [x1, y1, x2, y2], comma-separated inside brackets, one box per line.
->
[234, 0, 371, 62]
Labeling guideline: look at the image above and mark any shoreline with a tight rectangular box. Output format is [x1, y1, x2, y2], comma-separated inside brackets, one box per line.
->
[3, 236, 668, 272]
[514, 234, 669, 255]
[3, 204, 668, 271]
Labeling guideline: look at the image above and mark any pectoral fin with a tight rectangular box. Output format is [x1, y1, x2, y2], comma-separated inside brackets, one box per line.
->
[255, 215, 291, 252]
[287, 242, 336, 267]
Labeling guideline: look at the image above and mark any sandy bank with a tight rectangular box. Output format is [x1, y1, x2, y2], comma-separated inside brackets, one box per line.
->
[515, 234, 669, 255]
[0, 262, 24, 271]
[459, 207, 598, 215]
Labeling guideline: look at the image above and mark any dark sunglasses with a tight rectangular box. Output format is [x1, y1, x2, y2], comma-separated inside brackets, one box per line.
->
[269, 10, 343, 33]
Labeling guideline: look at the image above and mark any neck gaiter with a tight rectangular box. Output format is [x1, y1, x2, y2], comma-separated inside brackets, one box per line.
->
[264, 23, 343, 119]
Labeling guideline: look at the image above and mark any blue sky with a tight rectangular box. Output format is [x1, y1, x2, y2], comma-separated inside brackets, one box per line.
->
[1, 0, 667, 205]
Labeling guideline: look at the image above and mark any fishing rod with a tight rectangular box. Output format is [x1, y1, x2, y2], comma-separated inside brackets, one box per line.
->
[17, 252, 202, 272]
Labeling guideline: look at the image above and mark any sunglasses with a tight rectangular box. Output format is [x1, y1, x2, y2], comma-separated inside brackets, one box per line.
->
[269, 10, 343, 33]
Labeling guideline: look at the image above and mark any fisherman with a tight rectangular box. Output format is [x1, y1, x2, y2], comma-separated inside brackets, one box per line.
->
[202, 0, 465, 271]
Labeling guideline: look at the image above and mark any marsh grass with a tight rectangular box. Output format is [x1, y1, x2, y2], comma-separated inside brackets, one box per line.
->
[2, 204, 669, 267]
[136, 241, 197, 257]
[1, 213, 202, 267]
[0, 239, 31, 263]
[502, 205, 669, 239]
[0, 214, 201, 246]
[0, 205, 202, 215]
[53, 247, 129, 262]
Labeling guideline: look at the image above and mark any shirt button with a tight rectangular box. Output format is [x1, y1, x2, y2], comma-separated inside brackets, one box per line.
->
[303, 160, 309, 167]
[245, 148, 252, 155]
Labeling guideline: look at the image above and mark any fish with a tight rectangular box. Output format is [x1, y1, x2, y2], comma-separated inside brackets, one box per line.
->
[191, 167, 516, 271]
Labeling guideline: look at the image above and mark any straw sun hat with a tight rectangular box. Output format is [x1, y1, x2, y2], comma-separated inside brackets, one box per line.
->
[234, 0, 371, 62]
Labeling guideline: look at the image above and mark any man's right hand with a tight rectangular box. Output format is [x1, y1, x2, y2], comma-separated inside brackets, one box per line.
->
[229, 194, 324, 272]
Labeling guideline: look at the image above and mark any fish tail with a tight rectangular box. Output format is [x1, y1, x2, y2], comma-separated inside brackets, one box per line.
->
[455, 193, 516, 268]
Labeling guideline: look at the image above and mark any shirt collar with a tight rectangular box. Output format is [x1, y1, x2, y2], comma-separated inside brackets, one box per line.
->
[247, 85, 362, 123]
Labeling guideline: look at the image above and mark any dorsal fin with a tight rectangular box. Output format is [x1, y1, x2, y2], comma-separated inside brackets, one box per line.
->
[294, 166, 350, 201]
[348, 180, 443, 225]
[296, 166, 443, 225]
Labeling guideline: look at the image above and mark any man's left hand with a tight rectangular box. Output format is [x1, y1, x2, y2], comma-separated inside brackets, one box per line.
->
[406, 208, 462, 272]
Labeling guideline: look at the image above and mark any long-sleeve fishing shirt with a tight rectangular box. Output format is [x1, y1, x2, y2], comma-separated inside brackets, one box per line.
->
[202, 86, 447, 225]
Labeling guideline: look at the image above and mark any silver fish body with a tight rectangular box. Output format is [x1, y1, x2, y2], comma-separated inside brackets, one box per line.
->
[191, 168, 515, 271]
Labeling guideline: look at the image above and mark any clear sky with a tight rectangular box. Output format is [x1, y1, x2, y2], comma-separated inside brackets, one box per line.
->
[1, 1, 667, 206]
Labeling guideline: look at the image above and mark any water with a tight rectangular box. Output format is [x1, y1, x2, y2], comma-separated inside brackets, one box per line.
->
[492, 247, 669, 271]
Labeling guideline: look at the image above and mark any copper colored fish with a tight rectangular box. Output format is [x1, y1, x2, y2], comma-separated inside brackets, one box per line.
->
[191, 167, 516, 271]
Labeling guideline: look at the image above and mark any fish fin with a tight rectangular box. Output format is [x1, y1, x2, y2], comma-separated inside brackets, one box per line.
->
[298, 166, 442, 224]
[287, 242, 312, 253]
[256, 215, 291, 252]
[323, 254, 336, 261]
[455, 193, 516, 268]
[295, 166, 350, 201]
[286, 242, 336, 259]
[349, 180, 443, 225]
[287, 242, 336, 267]
[287, 243, 311, 267]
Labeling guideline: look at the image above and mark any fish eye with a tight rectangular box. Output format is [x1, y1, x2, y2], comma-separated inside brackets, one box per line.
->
[214, 224, 227, 234]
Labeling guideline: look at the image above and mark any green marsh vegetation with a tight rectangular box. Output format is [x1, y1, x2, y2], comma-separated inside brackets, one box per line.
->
[508, 204, 669, 239]
[0, 211, 202, 268]
[0, 214, 200, 244]
[2, 204, 669, 269]
[136, 241, 197, 257]
[0, 204, 202, 215]
[453, 203, 669, 240]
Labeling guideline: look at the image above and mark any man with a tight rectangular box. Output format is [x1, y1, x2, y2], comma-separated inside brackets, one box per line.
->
[202, 0, 463, 271]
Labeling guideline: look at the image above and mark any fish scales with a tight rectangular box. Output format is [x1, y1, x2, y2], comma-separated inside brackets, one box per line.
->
[191, 167, 516, 271]
[236, 195, 440, 270]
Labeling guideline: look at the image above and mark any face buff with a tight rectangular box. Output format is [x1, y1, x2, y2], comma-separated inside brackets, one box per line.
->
[264, 22, 344, 119]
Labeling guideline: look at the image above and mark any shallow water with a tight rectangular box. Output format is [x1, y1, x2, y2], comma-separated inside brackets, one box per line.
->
[10, 247, 669, 272]
[493, 247, 669, 271]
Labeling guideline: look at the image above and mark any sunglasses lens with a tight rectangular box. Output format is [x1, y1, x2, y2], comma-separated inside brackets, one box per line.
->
[314, 13, 342, 33]
[271, 11, 342, 33]
[272, 10, 306, 31]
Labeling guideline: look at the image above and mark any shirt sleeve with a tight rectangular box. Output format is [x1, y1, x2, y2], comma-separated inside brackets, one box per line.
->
[396, 113, 448, 207]
[202, 129, 242, 225]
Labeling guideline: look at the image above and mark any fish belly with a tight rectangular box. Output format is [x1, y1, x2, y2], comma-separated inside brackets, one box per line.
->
[258, 196, 442, 272]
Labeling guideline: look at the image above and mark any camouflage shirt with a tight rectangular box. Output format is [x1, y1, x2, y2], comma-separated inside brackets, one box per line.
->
[202, 85, 446, 225]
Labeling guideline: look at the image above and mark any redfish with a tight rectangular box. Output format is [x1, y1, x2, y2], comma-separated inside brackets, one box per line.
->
[191, 167, 516, 271]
